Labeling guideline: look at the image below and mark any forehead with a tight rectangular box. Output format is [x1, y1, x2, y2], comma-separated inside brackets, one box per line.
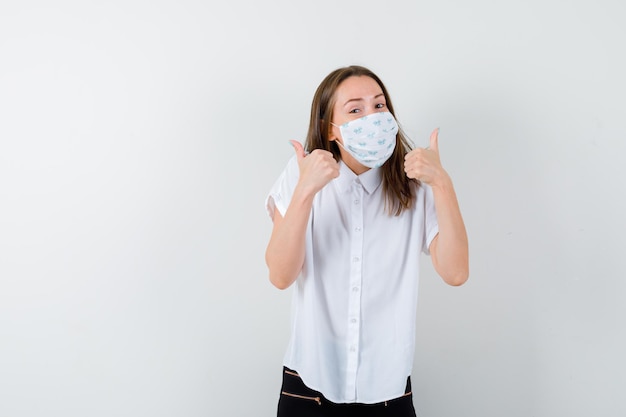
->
[334, 76, 384, 104]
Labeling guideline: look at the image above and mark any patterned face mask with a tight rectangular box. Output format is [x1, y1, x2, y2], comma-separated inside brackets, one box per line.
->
[332, 111, 398, 168]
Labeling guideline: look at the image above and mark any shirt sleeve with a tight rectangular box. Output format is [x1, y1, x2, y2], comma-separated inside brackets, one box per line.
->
[422, 184, 439, 255]
[265, 155, 300, 221]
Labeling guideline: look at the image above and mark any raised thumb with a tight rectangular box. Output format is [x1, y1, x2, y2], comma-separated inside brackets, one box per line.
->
[290, 140, 306, 161]
[429, 128, 440, 153]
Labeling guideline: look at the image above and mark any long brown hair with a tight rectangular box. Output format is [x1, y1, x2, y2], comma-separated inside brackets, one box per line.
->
[304, 65, 418, 216]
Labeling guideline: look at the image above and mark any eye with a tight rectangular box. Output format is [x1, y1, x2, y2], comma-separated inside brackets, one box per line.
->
[349, 108, 361, 114]
[375, 103, 386, 109]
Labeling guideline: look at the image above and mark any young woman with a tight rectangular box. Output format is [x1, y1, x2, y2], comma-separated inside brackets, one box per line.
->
[265, 65, 469, 417]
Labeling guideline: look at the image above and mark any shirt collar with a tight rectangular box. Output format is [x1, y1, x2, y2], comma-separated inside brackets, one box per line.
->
[334, 161, 383, 195]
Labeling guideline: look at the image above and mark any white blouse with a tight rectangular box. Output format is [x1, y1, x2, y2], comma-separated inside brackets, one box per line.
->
[266, 155, 439, 404]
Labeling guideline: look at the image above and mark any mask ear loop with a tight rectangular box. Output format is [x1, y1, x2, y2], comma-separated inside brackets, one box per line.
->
[396, 119, 415, 151]
[401, 136, 415, 157]
[329, 122, 346, 150]
[335, 139, 347, 151]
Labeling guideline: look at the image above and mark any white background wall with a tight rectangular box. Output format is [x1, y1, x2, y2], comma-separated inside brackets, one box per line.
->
[1, 1, 625, 416]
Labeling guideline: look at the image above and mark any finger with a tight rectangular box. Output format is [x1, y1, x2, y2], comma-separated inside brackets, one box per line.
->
[429, 128, 440, 153]
[403, 162, 416, 179]
[290, 140, 306, 161]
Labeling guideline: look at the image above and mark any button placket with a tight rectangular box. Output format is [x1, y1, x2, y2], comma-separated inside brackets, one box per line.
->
[345, 179, 364, 400]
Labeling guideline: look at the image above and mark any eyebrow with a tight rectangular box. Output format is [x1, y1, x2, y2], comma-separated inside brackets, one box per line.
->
[343, 93, 385, 106]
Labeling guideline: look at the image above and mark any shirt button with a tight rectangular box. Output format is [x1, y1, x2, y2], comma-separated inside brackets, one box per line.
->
[354, 199, 360, 205]
[355, 226, 361, 232]
[350, 346, 356, 352]
[353, 257, 360, 262]
[352, 286, 359, 292]
[351, 318, 357, 324]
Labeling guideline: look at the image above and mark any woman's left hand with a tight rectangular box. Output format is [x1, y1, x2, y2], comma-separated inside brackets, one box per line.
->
[403, 128, 445, 186]
[405, 128, 469, 286]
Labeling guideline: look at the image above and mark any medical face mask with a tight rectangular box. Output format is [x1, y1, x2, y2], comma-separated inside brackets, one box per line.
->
[331, 111, 398, 168]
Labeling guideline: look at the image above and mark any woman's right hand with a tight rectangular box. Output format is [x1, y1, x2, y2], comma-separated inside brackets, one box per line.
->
[290, 140, 340, 195]
[265, 141, 338, 289]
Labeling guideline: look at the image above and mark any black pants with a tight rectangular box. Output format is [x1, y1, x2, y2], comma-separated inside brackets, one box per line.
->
[277, 367, 417, 417]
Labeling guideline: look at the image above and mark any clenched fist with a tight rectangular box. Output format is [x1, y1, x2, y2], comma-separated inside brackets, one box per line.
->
[404, 128, 445, 186]
[291, 140, 340, 195]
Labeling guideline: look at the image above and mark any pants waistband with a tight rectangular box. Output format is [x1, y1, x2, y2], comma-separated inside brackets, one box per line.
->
[282, 367, 412, 405]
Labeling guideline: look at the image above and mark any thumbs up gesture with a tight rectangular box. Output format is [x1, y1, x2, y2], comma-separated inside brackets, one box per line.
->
[290, 140, 340, 195]
[403, 128, 445, 186]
